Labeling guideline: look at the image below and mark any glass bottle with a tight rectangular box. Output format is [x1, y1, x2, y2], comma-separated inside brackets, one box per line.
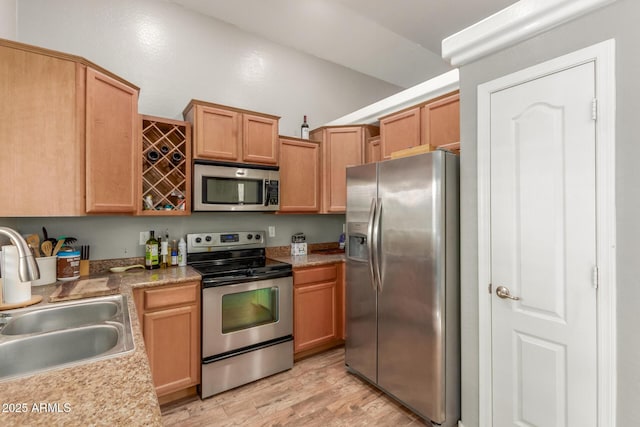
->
[301, 115, 309, 139]
[145, 231, 159, 270]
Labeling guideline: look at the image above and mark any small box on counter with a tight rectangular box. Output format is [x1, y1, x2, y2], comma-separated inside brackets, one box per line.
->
[291, 233, 307, 256]
[291, 242, 307, 256]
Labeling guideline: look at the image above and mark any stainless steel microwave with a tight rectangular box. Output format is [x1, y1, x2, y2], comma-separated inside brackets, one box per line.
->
[193, 161, 280, 211]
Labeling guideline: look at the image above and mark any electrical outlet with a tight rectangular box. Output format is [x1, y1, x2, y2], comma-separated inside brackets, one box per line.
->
[268, 226, 276, 237]
[139, 231, 150, 245]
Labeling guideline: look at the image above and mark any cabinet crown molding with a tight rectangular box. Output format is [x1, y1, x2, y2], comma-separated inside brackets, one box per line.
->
[441, 0, 617, 66]
[0, 37, 139, 89]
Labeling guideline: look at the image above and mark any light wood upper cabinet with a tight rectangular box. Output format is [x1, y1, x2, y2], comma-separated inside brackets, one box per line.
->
[192, 104, 239, 161]
[0, 42, 84, 216]
[243, 113, 279, 164]
[310, 125, 379, 213]
[278, 136, 320, 213]
[184, 100, 279, 166]
[422, 92, 460, 148]
[365, 135, 381, 164]
[0, 39, 139, 217]
[379, 91, 460, 160]
[86, 68, 138, 213]
[379, 106, 421, 160]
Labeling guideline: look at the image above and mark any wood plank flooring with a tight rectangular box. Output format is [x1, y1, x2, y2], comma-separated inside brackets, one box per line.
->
[161, 346, 429, 426]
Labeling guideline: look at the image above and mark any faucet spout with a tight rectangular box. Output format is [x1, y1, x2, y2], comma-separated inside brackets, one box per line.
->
[0, 227, 40, 282]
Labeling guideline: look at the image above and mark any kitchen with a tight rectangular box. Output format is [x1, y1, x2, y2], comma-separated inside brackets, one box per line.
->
[1, 0, 639, 426]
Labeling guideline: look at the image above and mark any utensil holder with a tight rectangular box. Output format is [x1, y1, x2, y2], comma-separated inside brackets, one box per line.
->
[79, 260, 90, 277]
[32, 255, 57, 286]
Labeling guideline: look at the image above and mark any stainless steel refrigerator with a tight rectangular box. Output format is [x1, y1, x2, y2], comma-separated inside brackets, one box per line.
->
[345, 150, 460, 426]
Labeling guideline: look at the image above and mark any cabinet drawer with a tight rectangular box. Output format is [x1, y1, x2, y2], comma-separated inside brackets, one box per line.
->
[144, 282, 199, 310]
[294, 264, 337, 286]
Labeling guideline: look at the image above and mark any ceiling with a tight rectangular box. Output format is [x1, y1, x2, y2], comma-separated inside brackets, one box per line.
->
[168, 0, 518, 88]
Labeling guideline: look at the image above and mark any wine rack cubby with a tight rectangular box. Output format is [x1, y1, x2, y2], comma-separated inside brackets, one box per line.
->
[139, 115, 191, 215]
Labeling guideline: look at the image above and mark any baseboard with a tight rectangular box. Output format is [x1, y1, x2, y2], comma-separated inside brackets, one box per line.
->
[458, 421, 465, 427]
[158, 386, 198, 407]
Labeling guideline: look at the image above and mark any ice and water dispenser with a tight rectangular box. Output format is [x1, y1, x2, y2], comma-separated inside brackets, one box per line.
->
[346, 222, 369, 261]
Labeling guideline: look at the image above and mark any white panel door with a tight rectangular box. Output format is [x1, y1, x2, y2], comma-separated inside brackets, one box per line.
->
[490, 62, 597, 427]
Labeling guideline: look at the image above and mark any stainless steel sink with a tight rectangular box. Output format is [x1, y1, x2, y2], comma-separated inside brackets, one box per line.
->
[1, 300, 119, 335]
[0, 294, 135, 381]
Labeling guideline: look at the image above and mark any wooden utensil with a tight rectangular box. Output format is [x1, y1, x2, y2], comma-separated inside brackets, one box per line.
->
[109, 264, 145, 273]
[41, 240, 53, 257]
[52, 239, 65, 256]
[26, 234, 41, 257]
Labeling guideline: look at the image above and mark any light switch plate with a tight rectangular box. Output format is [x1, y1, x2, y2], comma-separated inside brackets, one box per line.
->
[268, 226, 276, 237]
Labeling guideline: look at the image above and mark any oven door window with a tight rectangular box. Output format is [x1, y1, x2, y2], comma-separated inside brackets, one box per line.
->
[203, 177, 263, 205]
[222, 287, 279, 333]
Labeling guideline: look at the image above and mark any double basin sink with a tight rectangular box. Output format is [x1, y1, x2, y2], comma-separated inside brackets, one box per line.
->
[0, 294, 134, 381]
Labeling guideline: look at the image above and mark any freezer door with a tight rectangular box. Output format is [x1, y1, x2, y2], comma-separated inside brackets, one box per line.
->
[377, 152, 447, 422]
[345, 162, 377, 383]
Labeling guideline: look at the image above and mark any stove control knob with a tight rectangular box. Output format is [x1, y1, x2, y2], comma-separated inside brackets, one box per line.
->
[254, 234, 261, 241]
[247, 234, 253, 240]
[205, 235, 212, 242]
[195, 237, 202, 243]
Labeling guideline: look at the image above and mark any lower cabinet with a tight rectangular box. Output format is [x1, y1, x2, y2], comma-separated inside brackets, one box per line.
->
[293, 263, 344, 359]
[133, 281, 201, 402]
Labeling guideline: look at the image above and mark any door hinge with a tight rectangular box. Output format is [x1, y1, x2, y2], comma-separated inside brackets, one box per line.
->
[592, 266, 599, 289]
[592, 98, 598, 121]
[488, 283, 492, 294]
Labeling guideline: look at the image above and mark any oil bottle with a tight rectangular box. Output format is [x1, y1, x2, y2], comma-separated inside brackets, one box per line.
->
[145, 230, 159, 270]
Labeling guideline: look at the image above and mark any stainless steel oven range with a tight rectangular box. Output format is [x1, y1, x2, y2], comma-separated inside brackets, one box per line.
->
[187, 231, 293, 399]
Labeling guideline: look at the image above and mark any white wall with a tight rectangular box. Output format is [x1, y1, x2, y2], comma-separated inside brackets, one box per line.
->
[0, 0, 16, 40]
[16, 0, 401, 136]
[458, 0, 639, 425]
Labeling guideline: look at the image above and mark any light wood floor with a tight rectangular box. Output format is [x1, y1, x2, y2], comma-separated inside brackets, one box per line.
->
[161, 346, 430, 426]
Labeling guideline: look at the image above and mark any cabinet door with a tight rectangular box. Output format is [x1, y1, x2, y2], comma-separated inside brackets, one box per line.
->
[242, 113, 278, 165]
[380, 106, 421, 160]
[279, 138, 320, 212]
[365, 135, 381, 164]
[422, 93, 459, 147]
[323, 127, 364, 213]
[86, 68, 138, 213]
[294, 280, 337, 353]
[338, 262, 346, 341]
[194, 105, 240, 161]
[143, 304, 200, 397]
[0, 45, 84, 216]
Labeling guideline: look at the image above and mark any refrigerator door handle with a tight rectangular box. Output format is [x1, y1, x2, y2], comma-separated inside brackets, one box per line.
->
[366, 198, 377, 292]
[372, 198, 383, 292]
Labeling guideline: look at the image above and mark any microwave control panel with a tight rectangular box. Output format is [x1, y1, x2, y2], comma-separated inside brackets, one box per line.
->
[266, 180, 279, 206]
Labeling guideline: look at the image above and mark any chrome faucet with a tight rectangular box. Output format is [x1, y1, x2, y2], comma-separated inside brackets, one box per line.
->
[0, 227, 40, 282]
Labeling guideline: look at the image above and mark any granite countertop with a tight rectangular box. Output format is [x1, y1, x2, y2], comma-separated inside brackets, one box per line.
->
[269, 253, 346, 268]
[0, 266, 201, 427]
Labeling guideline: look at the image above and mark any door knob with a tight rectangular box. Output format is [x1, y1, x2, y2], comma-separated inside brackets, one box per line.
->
[495, 286, 520, 301]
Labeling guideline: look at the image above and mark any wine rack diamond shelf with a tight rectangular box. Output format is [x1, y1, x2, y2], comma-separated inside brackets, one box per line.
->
[138, 115, 191, 216]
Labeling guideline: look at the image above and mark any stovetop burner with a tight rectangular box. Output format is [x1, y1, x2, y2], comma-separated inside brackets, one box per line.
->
[186, 231, 291, 287]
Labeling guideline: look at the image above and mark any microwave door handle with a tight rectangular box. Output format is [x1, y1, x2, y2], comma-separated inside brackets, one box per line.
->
[264, 180, 269, 206]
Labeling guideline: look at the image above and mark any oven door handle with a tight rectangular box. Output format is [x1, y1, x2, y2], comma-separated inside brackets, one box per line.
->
[202, 270, 292, 288]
